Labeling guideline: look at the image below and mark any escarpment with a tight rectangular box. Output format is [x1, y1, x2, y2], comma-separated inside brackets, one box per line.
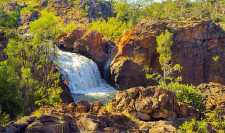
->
[110, 19, 225, 90]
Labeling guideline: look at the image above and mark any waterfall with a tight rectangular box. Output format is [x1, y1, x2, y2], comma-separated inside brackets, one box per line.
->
[104, 59, 111, 79]
[55, 49, 116, 103]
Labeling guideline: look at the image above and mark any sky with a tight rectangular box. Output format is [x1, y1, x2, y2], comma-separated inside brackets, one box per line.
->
[153, 0, 195, 2]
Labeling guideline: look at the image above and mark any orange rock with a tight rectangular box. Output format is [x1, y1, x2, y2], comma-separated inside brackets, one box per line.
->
[58, 30, 106, 69]
[110, 19, 225, 90]
[64, 80, 69, 85]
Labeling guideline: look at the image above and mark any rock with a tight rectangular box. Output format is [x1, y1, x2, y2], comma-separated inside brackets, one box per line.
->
[90, 101, 104, 113]
[137, 112, 151, 121]
[139, 120, 178, 133]
[76, 100, 90, 113]
[80, 1, 114, 20]
[0, 125, 3, 132]
[63, 80, 69, 85]
[149, 124, 177, 133]
[197, 82, 225, 114]
[26, 115, 70, 133]
[77, 117, 99, 131]
[108, 86, 200, 120]
[67, 103, 77, 113]
[58, 77, 74, 104]
[0, 116, 37, 133]
[58, 30, 107, 72]
[15, 116, 36, 124]
[0, 126, 17, 133]
[111, 19, 225, 90]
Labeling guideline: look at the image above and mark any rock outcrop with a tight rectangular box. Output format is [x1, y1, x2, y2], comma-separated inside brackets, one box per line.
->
[197, 82, 225, 114]
[2, 85, 202, 133]
[80, 1, 114, 20]
[58, 30, 110, 74]
[58, 77, 74, 104]
[107, 86, 201, 120]
[111, 19, 225, 90]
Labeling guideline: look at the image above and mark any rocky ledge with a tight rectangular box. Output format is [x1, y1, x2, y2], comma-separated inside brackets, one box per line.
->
[0, 85, 208, 133]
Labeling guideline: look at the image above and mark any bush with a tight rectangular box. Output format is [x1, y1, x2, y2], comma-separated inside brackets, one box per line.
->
[178, 111, 225, 132]
[160, 82, 206, 111]
[0, 107, 10, 125]
[0, 10, 19, 29]
[83, 17, 132, 41]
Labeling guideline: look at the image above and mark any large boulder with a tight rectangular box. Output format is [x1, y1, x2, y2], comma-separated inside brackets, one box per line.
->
[111, 19, 225, 90]
[25, 115, 70, 133]
[107, 86, 201, 120]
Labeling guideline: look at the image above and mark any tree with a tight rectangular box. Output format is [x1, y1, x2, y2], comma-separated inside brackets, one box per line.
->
[0, 60, 22, 120]
[3, 10, 62, 114]
[145, 29, 182, 85]
[114, 0, 153, 24]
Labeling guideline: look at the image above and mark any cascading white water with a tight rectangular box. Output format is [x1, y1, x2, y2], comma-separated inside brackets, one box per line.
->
[55, 49, 116, 103]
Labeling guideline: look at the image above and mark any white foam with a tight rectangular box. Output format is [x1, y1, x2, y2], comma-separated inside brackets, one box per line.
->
[55, 49, 116, 96]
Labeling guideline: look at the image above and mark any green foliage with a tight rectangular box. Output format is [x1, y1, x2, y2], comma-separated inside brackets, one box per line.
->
[123, 112, 136, 122]
[30, 10, 60, 42]
[0, 60, 22, 121]
[80, 5, 90, 17]
[0, 107, 10, 125]
[211, 56, 219, 71]
[20, 4, 39, 15]
[0, 10, 19, 29]
[160, 82, 205, 111]
[178, 111, 225, 132]
[145, 30, 182, 84]
[63, 23, 77, 33]
[84, 17, 131, 41]
[101, 102, 113, 112]
[1, 10, 62, 117]
[191, 1, 211, 19]
[5, 37, 62, 111]
[114, 0, 152, 24]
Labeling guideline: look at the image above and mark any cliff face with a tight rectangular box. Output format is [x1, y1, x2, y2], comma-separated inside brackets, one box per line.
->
[111, 19, 225, 90]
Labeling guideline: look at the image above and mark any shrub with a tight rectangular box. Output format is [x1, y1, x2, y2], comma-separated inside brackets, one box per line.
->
[178, 111, 225, 132]
[160, 82, 206, 111]
[0, 107, 10, 125]
[83, 17, 132, 41]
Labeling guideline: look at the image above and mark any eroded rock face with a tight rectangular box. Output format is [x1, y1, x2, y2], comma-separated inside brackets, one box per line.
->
[111, 19, 225, 90]
[59, 76, 74, 104]
[108, 86, 201, 120]
[58, 30, 108, 72]
[81, 1, 114, 20]
[197, 82, 225, 114]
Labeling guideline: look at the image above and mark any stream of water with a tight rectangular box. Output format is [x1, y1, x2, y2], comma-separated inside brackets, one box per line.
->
[55, 49, 116, 103]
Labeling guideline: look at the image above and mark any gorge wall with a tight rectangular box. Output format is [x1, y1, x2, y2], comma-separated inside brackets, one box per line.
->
[110, 19, 225, 90]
